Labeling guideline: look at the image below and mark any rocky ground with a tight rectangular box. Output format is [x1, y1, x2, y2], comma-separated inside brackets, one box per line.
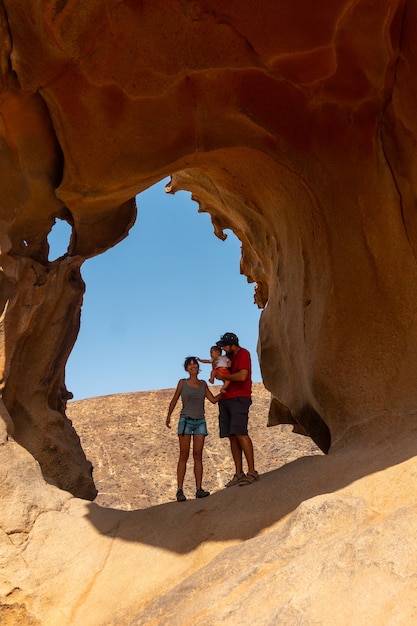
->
[4, 385, 417, 625]
[67, 382, 323, 509]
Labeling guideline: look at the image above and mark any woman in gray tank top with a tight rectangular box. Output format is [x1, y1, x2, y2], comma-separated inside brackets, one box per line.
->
[166, 356, 222, 501]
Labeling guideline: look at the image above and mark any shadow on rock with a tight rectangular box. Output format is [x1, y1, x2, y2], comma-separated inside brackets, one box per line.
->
[85, 427, 417, 554]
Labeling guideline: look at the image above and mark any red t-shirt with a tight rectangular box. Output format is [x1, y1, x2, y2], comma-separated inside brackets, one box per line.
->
[222, 347, 252, 399]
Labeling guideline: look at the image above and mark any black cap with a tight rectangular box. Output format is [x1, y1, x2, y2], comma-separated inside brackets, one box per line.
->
[216, 332, 239, 347]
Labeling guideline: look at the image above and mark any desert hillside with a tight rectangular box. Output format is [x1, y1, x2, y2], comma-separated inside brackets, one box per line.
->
[67, 382, 322, 509]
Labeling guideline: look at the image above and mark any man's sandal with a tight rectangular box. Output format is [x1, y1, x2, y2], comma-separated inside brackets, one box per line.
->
[225, 472, 246, 487]
[238, 471, 259, 486]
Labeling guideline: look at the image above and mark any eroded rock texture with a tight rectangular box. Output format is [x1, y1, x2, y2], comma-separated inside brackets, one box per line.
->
[1, 1, 417, 496]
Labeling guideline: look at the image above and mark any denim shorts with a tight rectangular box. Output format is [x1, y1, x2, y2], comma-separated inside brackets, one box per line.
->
[178, 417, 208, 436]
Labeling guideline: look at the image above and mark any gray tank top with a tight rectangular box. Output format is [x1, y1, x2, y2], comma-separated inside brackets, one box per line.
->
[180, 379, 206, 419]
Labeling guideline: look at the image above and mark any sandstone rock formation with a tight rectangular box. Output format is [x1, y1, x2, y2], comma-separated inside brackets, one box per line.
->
[2, 1, 417, 623]
[1, 0, 417, 491]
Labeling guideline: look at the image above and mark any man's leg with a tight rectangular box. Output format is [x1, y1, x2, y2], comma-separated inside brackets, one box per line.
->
[236, 434, 255, 474]
[220, 400, 245, 486]
[229, 435, 243, 474]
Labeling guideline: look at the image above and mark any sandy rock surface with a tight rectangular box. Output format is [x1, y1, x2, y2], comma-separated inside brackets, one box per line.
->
[2, 384, 417, 625]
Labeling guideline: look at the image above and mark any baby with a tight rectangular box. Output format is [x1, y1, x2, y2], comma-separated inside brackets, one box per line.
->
[198, 346, 231, 392]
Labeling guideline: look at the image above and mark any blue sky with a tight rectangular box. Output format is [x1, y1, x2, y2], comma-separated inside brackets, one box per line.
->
[49, 179, 262, 400]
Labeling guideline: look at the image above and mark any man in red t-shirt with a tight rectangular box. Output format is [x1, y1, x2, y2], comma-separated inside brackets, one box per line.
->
[214, 332, 259, 487]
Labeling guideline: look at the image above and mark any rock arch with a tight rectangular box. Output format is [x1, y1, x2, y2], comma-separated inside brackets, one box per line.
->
[1, 0, 417, 497]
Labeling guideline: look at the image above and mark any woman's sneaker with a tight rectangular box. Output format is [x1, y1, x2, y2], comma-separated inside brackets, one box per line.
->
[196, 487, 210, 498]
[176, 488, 187, 502]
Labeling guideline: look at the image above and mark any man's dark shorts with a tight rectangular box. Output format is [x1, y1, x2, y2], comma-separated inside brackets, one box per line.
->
[218, 397, 252, 438]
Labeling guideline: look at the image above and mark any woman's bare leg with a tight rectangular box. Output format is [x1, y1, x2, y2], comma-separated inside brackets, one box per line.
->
[192, 434, 206, 488]
[177, 434, 191, 488]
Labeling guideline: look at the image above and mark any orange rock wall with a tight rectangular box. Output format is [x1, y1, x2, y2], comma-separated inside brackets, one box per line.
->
[1, 0, 417, 495]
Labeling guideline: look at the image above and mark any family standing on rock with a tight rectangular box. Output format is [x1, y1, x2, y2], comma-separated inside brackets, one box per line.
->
[166, 332, 259, 502]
